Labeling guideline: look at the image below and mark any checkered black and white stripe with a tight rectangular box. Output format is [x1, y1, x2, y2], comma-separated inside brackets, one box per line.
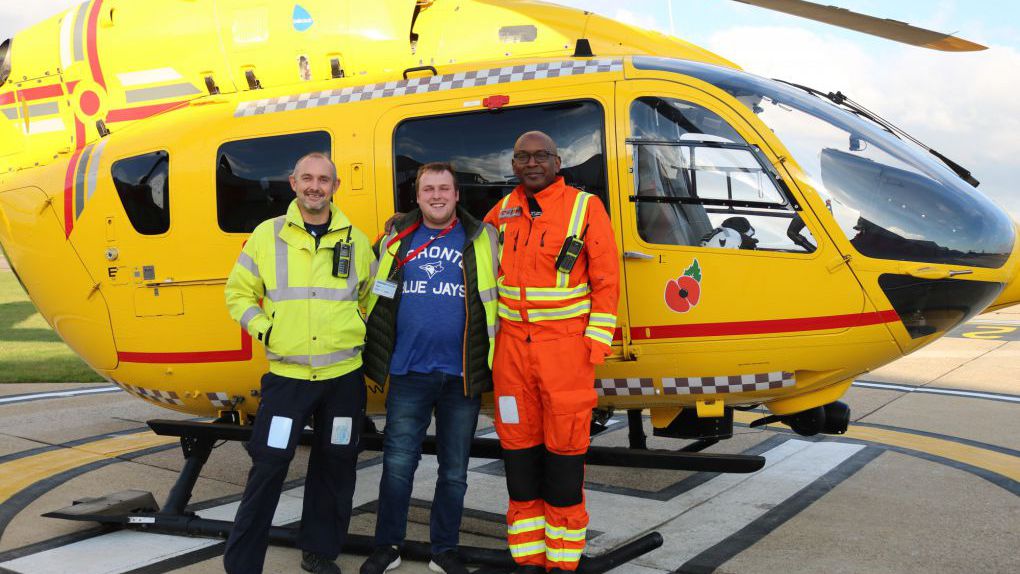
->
[207, 392, 235, 409]
[119, 383, 184, 406]
[235, 59, 623, 118]
[595, 378, 656, 396]
[661, 371, 795, 395]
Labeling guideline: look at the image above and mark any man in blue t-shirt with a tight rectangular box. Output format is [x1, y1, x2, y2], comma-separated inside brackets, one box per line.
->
[361, 162, 499, 574]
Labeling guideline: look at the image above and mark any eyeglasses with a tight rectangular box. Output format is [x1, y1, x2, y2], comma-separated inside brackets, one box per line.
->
[512, 151, 559, 164]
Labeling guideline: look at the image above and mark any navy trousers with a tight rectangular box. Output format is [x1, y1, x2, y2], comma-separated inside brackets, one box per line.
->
[223, 369, 366, 574]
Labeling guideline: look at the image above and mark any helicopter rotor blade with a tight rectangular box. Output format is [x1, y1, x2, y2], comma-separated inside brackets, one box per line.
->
[733, 0, 987, 52]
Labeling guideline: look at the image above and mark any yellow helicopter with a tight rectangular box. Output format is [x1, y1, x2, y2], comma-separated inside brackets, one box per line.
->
[3, 0, 1016, 567]
[1, 0, 1016, 456]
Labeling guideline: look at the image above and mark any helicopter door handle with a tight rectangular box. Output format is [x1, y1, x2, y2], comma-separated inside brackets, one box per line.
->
[905, 266, 972, 279]
[624, 251, 656, 260]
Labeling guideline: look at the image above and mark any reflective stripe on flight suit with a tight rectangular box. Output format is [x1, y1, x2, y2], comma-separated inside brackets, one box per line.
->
[485, 177, 620, 572]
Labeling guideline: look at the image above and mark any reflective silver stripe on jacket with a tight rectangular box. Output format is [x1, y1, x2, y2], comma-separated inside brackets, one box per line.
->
[525, 284, 590, 299]
[240, 306, 262, 331]
[266, 286, 359, 302]
[236, 252, 260, 278]
[486, 225, 500, 280]
[267, 216, 359, 302]
[479, 287, 498, 303]
[266, 346, 364, 367]
[273, 217, 288, 289]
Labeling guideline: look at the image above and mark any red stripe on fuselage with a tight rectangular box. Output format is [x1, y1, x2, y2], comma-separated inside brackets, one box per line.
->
[106, 101, 188, 123]
[118, 331, 254, 364]
[16, 84, 64, 102]
[0, 92, 14, 106]
[86, 0, 106, 89]
[613, 310, 900, 342]
[63, 148, 84, 237]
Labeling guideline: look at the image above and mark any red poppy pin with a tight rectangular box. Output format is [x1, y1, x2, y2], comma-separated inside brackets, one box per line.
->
[665, 259, 702, 313]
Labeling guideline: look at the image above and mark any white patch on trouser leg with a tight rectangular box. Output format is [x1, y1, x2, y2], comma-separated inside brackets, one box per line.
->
[266, 416, 293, 449]
[331, 417, 353, 445]
[498, 396, 520, 424]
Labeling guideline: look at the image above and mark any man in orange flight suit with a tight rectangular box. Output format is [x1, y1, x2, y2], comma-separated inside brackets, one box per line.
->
[484, 131, 619, 573]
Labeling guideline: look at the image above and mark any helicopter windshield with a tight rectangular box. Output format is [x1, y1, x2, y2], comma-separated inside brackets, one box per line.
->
[633, 57, 1015, 269]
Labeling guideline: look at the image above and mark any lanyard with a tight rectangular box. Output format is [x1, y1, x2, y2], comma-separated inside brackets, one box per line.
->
[387, 219, 458, 275]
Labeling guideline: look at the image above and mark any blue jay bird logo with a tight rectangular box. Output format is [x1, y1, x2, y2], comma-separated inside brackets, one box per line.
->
[419, 261, 444, 279]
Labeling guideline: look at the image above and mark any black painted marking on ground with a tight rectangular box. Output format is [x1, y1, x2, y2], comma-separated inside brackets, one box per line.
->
[739, 422, 1020, 496]
[849, 420, 1020, 458]
[834, 437, 1020, 497]
[120, 542, 227, 574]
[672, 446, 884, 574]
[0, 527, 108, 563]
[0, 425, 161, 466]
[0, 443, 179, 541]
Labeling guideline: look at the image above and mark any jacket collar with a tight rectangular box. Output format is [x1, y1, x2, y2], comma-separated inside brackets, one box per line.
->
[514, 176, 566, 205]
[283, 199, 351, 232]
[392, 206, 484, 242]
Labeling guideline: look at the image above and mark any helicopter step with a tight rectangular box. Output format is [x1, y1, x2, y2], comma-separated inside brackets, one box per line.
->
[45, 416, 734, 572]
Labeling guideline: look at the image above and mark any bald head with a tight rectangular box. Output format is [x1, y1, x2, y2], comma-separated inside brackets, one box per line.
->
[515, 131, 558, 155]
[512, 131, 561, 194]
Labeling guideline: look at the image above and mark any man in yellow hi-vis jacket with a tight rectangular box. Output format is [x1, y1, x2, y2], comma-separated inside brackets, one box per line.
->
[223, 152, 376, 574]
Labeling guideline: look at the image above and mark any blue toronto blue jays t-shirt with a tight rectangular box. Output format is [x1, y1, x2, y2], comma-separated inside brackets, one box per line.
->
[389, 221, 467, 377]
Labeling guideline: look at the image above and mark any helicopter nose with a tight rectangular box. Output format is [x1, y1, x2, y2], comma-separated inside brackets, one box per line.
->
[986, 221, 1020, 312]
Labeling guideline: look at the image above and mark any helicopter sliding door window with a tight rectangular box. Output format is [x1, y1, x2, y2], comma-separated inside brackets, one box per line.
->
[111, 151, 171, 235]
[215, 131, 331, 233]
[630, 97, 813, 253]
[392, 100, 607, 220]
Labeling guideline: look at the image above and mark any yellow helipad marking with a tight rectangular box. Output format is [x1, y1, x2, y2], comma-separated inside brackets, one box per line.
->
[0, 432, 178, 504]
[735, 411, 1020, 483]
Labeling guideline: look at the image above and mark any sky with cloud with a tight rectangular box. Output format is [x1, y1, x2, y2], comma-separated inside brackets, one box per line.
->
[3, 1, 1018, 216]
[557, 0, 1020, 217]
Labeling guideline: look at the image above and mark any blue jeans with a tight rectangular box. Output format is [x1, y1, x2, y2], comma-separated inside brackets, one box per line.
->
[373, 371, 481, 554]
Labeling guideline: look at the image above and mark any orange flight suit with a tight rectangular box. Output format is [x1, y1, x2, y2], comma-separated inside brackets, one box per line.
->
[484, 177, 619, 571]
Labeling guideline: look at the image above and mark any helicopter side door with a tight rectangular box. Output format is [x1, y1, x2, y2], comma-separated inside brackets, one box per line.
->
[611, 79, 869, 391]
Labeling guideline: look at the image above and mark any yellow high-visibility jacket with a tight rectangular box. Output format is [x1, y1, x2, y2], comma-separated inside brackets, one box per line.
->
[225, 200, 377, 381]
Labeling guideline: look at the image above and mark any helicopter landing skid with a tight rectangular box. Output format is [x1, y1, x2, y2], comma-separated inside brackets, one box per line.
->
[44, 417, 755, 571]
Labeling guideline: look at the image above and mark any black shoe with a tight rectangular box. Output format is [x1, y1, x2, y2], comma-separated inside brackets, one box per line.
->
[428, 550, 468, 574]
[512, 566, 545, 574]
[302, 551, 341, 574]
[360, 545, 401, 574]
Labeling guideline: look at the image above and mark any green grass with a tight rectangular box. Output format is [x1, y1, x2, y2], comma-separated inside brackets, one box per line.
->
[0, 271, 104, 383]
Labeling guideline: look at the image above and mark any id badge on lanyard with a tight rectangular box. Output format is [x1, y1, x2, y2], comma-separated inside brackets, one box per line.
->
[376, 219, 457, 299]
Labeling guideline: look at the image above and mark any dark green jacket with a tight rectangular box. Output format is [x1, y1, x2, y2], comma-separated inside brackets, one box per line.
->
[364, 207, 494, 397]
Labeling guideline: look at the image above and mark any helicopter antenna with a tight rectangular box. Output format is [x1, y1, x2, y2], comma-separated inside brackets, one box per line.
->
[774, 79, 979, 188]
[667, 0, 675, 37]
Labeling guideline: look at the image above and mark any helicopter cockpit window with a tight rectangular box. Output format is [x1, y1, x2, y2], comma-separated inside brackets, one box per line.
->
[393, 99, 607, 219]
[630, 97, 813, 252]
[112, 151, 171, 235]
[633, 57, 1015, 268]
[216, 131, 331, 233]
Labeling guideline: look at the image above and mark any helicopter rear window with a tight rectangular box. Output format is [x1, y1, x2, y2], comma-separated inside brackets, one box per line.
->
[393, 100, 608, 219]
[112, 151, 171, 235]
[216, 131, 331, 233]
